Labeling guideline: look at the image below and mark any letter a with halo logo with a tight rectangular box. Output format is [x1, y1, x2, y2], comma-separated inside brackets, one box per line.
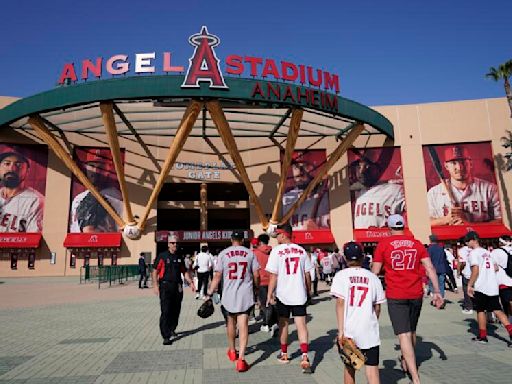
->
[181, 26, 228, 89]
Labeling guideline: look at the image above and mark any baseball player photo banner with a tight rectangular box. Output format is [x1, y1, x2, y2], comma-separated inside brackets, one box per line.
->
[348, 147, 405, 230]
[423, 142, 502, 227]
[69, 147, 124, 233]
[282, 149, 331, 231]
[0, 144, 48, 233]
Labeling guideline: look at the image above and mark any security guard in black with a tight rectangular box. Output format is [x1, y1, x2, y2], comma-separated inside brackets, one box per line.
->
[152, 237, 194, 344]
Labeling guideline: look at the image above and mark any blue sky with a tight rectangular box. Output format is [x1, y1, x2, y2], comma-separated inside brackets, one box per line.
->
[0, 0, 510, 106]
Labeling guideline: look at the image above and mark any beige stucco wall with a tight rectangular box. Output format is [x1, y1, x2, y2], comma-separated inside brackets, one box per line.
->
[1, 96, 511, 277]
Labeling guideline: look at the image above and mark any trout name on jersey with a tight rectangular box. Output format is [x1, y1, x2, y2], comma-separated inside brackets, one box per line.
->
[226, 249, 248, 258]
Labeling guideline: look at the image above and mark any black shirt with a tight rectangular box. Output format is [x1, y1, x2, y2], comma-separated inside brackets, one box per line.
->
[153, 250, 186, 283]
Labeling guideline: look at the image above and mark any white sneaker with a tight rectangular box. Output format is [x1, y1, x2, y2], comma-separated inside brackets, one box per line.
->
[260, 325, 270, 332]
[248, 317, 257, 325]
[461, 309, 473, 315]
[270, 324, 279, 336]
[195, 293, 199, 300]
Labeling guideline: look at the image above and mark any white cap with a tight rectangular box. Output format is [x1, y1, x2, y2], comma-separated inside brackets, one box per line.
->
[387, 214, 405, 229]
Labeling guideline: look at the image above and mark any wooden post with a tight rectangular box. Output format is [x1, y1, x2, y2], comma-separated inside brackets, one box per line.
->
[138, 100, 202, 230]
[280, 123, 365, 225]
[269, 108, 303, 225]
[100, 102, 135, 225]
[200, 182, 208, 232]
[28, 115, 125, 228]
[206, 101, 269, 229]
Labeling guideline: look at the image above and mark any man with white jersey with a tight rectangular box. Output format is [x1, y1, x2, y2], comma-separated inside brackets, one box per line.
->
[321, 250, 333, 285]
[0, 149, 44, 232]
[331, 241, 386, 384]
[194, 245, 213, 299]
[427, 145, 501, 226]
[266, 223, 313, 373]
[350, 156, 405, 229]
[206, 230, 260, 373]
[465, 231, 512, 344]
[457, 238, 474, 314]
[490, 234, 512, 318]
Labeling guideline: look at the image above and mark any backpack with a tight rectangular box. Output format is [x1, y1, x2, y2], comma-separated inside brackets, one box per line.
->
[501, 247, 512, 278]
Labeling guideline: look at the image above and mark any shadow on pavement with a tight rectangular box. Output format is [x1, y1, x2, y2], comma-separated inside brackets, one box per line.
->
[174, 320, 225, 341]
[415, 336, 447, 366]
[464, 318, 510, 345]
[309, 329, 337, 373]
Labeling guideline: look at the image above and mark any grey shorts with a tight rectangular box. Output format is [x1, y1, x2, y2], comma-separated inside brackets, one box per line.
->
[387, 298, 423, 335]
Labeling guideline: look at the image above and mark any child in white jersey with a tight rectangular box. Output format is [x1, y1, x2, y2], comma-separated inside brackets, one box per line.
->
[331, 241, 386, 384]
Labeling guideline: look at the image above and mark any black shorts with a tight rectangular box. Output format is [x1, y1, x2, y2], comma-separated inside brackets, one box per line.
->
[472, 292, 502, 312]
[387, 298, 423, 335]
[499, 287, 512, 315]
[360, 345, 379, 367]
[221, 305, 254, 317]
[276, 298, 307, 318]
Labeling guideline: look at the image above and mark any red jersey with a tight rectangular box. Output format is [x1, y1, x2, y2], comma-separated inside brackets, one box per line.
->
[254, 244, 272, 286]
[373, 234, 428, 299]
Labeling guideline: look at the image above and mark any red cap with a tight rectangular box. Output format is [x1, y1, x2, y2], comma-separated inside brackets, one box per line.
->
[250, 238, 259, 246]
[444, 146, 470, 162]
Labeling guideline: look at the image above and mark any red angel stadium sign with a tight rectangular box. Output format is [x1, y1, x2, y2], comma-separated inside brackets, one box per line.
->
[57, 26, 341, 112]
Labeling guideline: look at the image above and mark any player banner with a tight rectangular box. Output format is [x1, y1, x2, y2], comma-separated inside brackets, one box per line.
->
[69, 147, 124, 233]
[348, 147, 405, 230]
[282, 149, 331, 232]
[423, 142, 502, 227]
[0, 144, 48, 233]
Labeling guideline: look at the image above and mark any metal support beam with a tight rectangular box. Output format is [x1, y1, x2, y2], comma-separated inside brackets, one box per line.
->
[138, 100, 202, 230]
[28, 114, 125, 229]
[270, 108, 303, 225]
[206, 100, 269, 229]
[100, 102, 136, 225]
[280, 123, 365, 225]
[268, 108, 292, 138]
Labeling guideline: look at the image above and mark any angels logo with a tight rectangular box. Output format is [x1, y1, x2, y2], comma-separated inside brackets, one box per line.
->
[182, 26, 228, 89]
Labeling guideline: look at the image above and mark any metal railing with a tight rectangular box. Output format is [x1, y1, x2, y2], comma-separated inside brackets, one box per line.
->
[80, 265, 150, 288]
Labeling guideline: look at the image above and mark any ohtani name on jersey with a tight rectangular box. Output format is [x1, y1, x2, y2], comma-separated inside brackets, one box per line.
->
[355, 203, 391, 217]
[349, 276, 369, 285]
[390, 240, 414, 249]
[277, 247, 304, 257]
[0, 213, 26, 232]
[226, 249, 248, 258]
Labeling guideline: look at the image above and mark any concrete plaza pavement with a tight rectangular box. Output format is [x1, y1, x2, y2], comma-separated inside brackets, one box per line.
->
[0, 277, 511, 384]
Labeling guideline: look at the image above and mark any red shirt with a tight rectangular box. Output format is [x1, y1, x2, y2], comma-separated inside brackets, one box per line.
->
[254, 244, 272, 286]
[373, 234, 428, 300]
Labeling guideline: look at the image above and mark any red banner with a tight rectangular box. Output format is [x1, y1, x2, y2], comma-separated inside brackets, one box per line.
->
[291, 230, 335, 245]
[0, 233, 42, 248]
[63, 233, 122, 248]
[353, 228, 413, 243]
[431, 223, 511, 241]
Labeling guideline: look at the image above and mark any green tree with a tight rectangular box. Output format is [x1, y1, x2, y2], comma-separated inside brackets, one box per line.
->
[486, 60, 512, 117]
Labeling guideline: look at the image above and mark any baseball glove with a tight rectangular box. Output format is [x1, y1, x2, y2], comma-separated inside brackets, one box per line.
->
[336, 337, 366, 370]
[197, 299, 215, 319]
[76, 192, 109, 231]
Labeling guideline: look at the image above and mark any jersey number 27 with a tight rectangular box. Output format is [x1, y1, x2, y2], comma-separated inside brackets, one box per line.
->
[391, 249, 417, 270]
[228, 261, 248, 280]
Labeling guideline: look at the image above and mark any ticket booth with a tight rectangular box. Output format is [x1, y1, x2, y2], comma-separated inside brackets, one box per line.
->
[0, 233, 42, 271]
[63, 233, 122, 269]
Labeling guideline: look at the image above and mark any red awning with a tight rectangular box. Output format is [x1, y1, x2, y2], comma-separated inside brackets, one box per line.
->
[63, 233, 122, 248]
[0, 233, 42, 248]
[431, 223, 512, 241]
[292, 230, 335, 245]
[353, 228, 413, 243]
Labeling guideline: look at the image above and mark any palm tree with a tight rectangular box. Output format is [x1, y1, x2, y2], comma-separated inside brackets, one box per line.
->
[486, 60, 512, 117]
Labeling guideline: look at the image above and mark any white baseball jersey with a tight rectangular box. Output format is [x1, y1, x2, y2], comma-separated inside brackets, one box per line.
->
[194, 252, 213, 273]
[282, 184, 330, 230]
[331, 267, 386, 349]
[469, 247, 499, 296]
[69, 188, 123, 232]
[458, 245, 472, 279]
[444, 249, 455, 270]
[427, 178, 501, 222]
[491, 246, 512, 288]
[215, 245, 259, 313]
[353, 183, 405, 229]
[266, 243, 313, 305]
[0, 187, 44, 232]
[321, 254, 333, 274]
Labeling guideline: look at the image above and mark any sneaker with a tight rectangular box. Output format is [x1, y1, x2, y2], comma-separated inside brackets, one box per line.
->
[276, 351, 290, 364]
[260, 325, 270, 332]
[236, 359, 250, 372]
[195, 293, 200, 300]
[248, 317, 257, 325]
[270, 324, 279, 337]
[461, 309, 474, 315]
[162, 338, 173, 345]
[472, 336, 488, 344]
[454, 288, 459, 293]
[227, 349, 238, 362]
[300, 354, 312, 373]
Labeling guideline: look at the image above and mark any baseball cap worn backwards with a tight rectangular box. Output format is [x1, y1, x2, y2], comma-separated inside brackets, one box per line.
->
[231, 230, 245, 240]
[275, 223, 292, 237]
[387, 214, 405, 229]
[444, 146, 470, 162]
